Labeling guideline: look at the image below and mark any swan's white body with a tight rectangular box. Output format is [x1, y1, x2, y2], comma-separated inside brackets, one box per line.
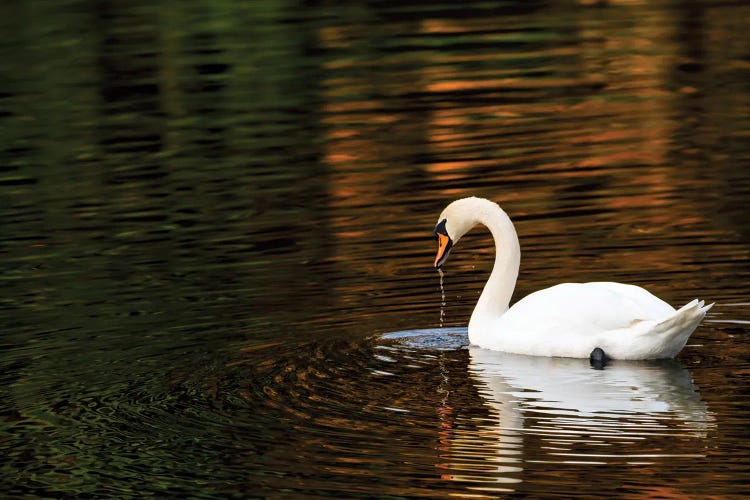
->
[434, 197, 712, 359]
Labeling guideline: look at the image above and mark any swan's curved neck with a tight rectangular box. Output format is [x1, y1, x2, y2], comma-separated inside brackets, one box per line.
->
[468, 203, 520, 331]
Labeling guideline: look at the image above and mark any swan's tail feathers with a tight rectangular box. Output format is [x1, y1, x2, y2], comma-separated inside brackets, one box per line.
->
[676, 299, 714, 317]
[653, 299, 712, 358]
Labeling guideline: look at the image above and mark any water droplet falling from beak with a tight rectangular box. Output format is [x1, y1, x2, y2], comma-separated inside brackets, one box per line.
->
[438, 268, 446, 328]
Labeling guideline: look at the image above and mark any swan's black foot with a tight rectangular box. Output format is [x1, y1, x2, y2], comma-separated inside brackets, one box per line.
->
[589, 347, 608, 370]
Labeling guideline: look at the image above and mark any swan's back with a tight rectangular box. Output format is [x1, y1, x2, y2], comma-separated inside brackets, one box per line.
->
[506, 282, 674, 330]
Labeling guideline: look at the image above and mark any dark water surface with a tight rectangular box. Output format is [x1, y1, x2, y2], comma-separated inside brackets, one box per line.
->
[2, 0, 750, 497]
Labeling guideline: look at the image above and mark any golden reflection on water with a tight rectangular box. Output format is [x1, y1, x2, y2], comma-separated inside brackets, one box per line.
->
[315, 3, 747, 314]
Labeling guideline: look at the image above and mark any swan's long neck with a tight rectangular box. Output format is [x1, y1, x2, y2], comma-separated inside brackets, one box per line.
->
[467, 202, 520, 332]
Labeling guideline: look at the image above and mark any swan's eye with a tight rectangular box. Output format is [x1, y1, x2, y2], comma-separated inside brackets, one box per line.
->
[434, 219, 449, 240]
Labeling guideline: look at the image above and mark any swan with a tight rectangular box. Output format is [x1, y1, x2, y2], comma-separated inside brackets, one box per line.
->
[433, 197, 712, 359]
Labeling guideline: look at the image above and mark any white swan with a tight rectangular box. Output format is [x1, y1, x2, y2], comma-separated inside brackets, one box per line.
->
[433, 197, 712, 359]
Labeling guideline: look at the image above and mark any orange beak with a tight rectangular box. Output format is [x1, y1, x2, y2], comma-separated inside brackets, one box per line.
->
[434, 232, 452, 268]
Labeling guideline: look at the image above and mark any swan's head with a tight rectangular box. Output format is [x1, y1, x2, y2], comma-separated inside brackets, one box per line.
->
[433, 197, 482, 268]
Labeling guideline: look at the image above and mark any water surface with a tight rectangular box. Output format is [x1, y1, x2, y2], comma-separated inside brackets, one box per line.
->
[2, 0, 750, 497]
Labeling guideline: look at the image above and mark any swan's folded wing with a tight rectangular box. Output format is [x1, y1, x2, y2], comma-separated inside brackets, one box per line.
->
[487, 282, 678, 356]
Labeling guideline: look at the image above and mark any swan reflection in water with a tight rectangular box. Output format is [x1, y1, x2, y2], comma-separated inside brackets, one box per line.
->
[442, 346, 713, 493]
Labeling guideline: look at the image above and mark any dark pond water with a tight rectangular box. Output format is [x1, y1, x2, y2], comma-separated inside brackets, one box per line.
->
[2, 0, 750, 497]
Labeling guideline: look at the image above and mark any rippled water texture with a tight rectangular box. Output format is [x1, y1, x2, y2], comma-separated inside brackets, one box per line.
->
[2, 0, 750, 497]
